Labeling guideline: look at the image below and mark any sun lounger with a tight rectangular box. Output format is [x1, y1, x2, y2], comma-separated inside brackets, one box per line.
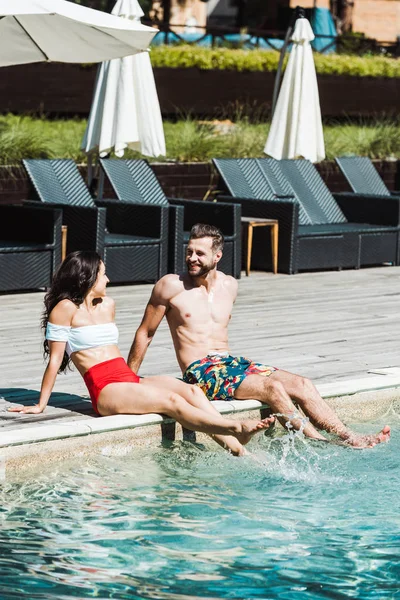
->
[335, 156, 400, 198]
[99, 158, 241, 278]
[23, 159, 169, 284]
[213, 158, 400, 273]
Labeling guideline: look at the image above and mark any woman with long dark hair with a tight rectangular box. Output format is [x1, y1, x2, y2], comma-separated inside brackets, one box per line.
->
[9, 251, 274, 455]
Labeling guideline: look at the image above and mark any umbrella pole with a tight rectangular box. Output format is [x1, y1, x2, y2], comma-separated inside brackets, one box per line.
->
[87, 151, 94, 187]
[271, 6, 305, 118]
[97, 160, 105, 201]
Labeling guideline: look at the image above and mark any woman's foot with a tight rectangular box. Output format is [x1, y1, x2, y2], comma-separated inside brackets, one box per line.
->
[236, 416, 275, 445]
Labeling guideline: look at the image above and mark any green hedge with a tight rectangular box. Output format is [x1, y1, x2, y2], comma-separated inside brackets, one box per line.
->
[149, 45, 400, 78]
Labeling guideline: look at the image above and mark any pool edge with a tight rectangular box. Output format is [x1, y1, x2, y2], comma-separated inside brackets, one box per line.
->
[1, 380, 399, 479]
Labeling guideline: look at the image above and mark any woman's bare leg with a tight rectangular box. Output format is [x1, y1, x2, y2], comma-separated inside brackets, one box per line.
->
[143, 376, 274, 455]
[96, 381, 273, 453]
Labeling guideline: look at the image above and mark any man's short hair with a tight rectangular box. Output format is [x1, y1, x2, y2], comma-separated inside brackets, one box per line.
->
[189, 223, 224, 253]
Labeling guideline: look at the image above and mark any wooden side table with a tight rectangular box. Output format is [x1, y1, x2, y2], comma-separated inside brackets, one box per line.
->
[241, 216, 279, 276]
[61, 225, 68, 261]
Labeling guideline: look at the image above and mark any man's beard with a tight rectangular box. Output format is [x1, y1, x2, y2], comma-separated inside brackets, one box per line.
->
[186, 260, 215, 278]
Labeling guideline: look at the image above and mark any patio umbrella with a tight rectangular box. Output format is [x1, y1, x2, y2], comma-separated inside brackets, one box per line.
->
[0, 0, 156, 66]
[82, 0, 166, 159]
[264, 16, 325, 163]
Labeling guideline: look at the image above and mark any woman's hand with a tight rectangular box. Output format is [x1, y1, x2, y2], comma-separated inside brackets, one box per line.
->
[8, 404, 44, 414]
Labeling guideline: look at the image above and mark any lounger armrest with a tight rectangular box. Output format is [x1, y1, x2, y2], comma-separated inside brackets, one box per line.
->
[168, 198, 241, 237]
[24, 198, 106, 252]
[167, 204, 184, 274]
[63, 205, 107, 255]
[334, 192, 400, 226]
[0, 204, 62, 246]
[105, 204, 169, 239]
[95, 197, 122, 206]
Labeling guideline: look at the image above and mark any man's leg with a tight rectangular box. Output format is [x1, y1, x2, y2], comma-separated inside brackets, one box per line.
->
[235, 372, 327, 441]
[234, 371, 390, 447]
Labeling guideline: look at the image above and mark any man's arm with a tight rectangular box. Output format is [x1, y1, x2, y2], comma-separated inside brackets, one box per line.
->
[226, 275, 239, 303]
[127, 277, 171, 373]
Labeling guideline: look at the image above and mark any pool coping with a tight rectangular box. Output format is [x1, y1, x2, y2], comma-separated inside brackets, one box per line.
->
[1, 370, 400, 450]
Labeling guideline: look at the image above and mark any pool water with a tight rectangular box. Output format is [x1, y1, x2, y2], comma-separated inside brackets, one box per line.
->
[1, 418, 399, 600]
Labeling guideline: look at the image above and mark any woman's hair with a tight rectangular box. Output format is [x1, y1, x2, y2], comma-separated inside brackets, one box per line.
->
[42, 251, 102, 373]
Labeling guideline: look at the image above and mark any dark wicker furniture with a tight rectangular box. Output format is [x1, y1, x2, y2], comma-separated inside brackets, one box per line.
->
[23, 159, 169, 284]
[0, 204, 62, 292]
[336, 156, 400, 198]
[99, 158, 241, 278]
[213, 158, 400, 274]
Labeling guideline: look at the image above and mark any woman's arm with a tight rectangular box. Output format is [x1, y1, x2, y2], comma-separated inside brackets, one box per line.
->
[8, 300, 75, 415]
[8, 341, 66, 414]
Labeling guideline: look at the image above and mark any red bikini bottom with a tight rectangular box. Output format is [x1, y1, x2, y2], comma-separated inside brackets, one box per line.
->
[83, 357, 140, 415]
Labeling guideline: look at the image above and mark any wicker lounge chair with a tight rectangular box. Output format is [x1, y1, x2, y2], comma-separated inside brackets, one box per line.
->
[213, 158, 400, 274]
[99, 158, 241, 278]
[0, 204, 62, 292]
[23, 159, 169, 284]
[335, 156, 400, 198]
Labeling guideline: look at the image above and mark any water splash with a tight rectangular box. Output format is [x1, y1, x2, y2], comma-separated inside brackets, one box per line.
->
[0, 425, 397, 600]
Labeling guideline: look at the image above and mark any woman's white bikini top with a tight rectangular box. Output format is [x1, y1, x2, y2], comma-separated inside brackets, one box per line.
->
[46, 322, 119, 356]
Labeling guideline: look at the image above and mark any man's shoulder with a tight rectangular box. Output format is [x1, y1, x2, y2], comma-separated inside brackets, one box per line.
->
[153, 274, 185, 301]
[218, 272, 238, 293]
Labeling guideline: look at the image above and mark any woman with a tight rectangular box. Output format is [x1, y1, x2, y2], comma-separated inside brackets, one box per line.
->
[9, 251, 274, 455]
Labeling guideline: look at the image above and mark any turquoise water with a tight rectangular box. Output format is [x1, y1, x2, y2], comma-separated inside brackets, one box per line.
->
[1, 420, 399, 600]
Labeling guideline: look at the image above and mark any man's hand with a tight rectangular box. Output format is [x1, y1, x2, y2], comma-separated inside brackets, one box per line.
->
[8, 404, 44, 414]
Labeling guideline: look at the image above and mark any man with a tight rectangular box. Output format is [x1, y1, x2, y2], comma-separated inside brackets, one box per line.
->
[128, 223, 390, 448]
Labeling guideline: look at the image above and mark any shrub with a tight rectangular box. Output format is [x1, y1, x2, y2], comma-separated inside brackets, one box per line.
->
[149, 45, 400, 78]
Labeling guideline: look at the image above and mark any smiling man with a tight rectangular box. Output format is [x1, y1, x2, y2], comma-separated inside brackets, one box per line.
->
[128, 223, 390, 448]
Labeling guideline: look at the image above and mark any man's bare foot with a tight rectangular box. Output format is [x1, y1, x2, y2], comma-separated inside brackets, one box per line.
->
[344, 425, 391, 448]
[236, 416, 275, 445]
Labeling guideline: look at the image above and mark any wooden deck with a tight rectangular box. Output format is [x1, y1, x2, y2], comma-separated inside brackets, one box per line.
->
[1, 266, 400, 432]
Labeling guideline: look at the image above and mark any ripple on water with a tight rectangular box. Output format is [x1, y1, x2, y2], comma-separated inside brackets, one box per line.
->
[0, 421, 399, 600]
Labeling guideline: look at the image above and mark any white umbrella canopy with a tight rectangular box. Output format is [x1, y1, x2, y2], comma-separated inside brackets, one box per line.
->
[0, 0, 157, 66]
[82, 0, 166, 158]
[264, 17, 325, 163]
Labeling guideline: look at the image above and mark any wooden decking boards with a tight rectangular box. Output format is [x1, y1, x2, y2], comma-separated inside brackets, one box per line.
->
[1, 266, 400, 432]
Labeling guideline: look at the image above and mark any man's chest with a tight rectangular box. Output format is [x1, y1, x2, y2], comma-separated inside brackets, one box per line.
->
[169, 290, 233, 327]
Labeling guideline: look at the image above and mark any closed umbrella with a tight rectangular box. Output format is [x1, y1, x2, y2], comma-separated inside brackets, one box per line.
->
[0, 0, 156, 66]
[82, 0, 166, 159]
[264, 17, 325, 163]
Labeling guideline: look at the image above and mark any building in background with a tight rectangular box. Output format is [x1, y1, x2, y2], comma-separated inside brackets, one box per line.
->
[165, 0, 399, 42]
[298, 0, 400, 41]
[69, 0, 400, 42]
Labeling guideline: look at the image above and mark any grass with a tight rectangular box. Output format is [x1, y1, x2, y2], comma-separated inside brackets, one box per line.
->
[323, 120, 400, 159]
[0, 113, 399, 165]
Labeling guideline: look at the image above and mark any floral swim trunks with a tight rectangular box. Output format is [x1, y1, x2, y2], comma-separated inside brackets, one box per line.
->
[182, 354, 277, 401]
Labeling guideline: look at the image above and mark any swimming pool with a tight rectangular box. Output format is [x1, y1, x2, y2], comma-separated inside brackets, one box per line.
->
[1, 418, 399, 599]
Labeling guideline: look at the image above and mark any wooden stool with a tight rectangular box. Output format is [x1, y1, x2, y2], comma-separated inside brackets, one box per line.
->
[241, 216, 279, 276]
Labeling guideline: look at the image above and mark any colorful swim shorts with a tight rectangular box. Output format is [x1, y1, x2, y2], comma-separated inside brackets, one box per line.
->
[182, 354, 277, 401]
